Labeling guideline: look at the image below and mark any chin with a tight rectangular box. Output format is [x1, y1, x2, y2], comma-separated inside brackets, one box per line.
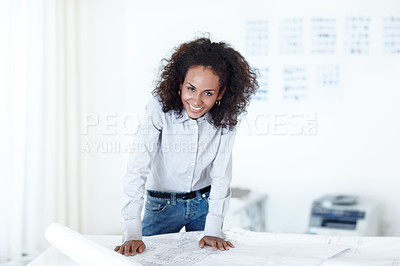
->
[188, 112, 204, 119]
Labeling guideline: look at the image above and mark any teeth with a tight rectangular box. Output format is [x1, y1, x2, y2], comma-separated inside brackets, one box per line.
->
[190, 104, 201, 110]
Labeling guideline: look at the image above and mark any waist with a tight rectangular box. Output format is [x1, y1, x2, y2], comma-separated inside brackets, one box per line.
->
[146, 185, 211, 200]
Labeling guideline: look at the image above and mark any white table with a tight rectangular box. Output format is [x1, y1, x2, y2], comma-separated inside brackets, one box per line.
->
[28, 228, 400, 266]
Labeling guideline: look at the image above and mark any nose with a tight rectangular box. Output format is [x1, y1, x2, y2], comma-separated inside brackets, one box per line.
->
[192, 92, 202, 106]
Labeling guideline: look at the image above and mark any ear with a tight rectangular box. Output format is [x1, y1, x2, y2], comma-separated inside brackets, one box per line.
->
[217, 87, 227, 100]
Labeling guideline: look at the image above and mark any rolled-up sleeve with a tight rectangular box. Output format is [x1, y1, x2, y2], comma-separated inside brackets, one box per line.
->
[121, 98, 163, 242]
[204, 127, 236, 238]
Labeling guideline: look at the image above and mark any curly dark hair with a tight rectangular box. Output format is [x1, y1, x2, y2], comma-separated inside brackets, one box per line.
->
[152, 37, 259, 129]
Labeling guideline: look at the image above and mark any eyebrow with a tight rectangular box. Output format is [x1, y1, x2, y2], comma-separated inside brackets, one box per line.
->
[187, 82, 216, 92]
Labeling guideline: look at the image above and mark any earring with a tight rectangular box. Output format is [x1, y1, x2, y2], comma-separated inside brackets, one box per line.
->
[215, 99, 221, 106]
[178, 90, 181, 96]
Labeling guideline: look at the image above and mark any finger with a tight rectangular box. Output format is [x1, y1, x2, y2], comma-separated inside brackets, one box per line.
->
[119, 245, 125, 255]
[125, 246, 131, 256]
[138, 243, 146, 253]
[199, 239, 205, 248]
[129, 245, 137, 256]
[114, 246, 120, 252]
[212, 241, 218, 251]
[227, 241, 235, 248]
[133, 242, 144, 256]
[222, 241, 229, 250]
[217, 241, 224, 251]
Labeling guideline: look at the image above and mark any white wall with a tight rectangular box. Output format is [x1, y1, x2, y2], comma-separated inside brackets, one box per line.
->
[83, 0, 400, 236]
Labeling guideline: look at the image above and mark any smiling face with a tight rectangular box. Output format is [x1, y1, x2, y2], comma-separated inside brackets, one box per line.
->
[180, 65, 225, 119]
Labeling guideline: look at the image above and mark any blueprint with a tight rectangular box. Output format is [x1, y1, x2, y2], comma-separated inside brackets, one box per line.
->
[131, 233, 213, 266]
[319, 235, 400, 266]
[42, 224, 400, 266]
[125, 228, 349, 266]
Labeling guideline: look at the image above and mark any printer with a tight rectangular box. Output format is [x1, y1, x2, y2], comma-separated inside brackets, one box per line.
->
[308, 195, 380, 236]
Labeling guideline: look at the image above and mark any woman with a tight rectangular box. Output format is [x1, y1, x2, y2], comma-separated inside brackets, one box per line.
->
[115, 37, 258, 256]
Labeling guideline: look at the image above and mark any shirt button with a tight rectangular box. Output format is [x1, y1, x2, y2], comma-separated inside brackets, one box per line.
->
[191, 162, 195, 166]
[188, 175, 191, 178]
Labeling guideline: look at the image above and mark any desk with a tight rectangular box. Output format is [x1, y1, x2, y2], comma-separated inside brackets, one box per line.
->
[28, 227, 400, 266]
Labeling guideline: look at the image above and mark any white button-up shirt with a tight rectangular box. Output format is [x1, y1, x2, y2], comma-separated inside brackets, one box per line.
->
[122, 97, 236, 241]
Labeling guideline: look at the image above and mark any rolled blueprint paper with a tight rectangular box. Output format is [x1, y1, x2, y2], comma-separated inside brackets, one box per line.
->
[45, 223, 138, 266]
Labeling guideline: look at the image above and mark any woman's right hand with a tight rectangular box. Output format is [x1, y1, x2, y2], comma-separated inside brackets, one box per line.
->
[114, 240, 146, 256]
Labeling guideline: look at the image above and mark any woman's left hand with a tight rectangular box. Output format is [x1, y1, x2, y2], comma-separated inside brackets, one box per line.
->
[199, 236, 235, 251]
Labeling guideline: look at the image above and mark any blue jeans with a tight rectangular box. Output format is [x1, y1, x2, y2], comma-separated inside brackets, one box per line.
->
[142, 190, 210, 236]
